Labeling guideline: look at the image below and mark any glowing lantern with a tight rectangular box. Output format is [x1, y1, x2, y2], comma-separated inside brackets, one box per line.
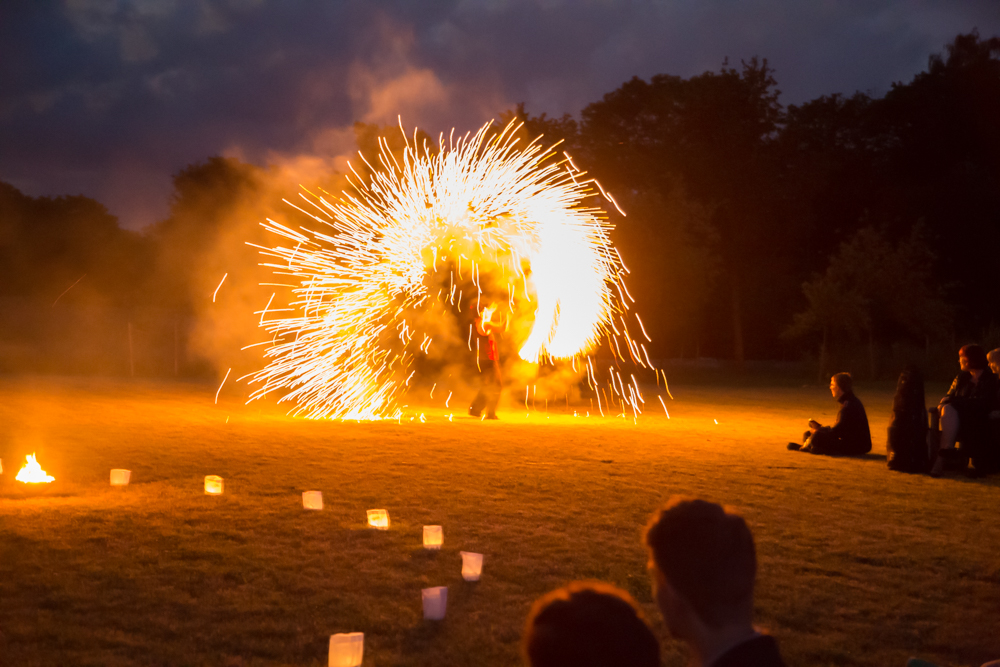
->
[328, 632, 364, 667]
[110, 469, 131, 486]
[204, 475, 224, 495]
[460, 551, 484, 581]
[421, 586, 448, 620]
[16, 453, 54, 484]
[303, 490, 323, 510]
[423, 525, 443, 550]
[367, 509, 389, 530]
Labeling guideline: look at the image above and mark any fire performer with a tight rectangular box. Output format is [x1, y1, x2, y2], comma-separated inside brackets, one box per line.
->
[469, 303, 503, 419]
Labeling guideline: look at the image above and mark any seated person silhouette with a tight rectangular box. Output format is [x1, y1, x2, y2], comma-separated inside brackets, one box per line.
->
[886, 367, 929, 472]
[930, 344, 999, 477]
[789, 372, 872, 455]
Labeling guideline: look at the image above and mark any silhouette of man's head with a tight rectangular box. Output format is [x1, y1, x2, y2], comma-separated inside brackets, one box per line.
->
[644, 497, 756, 639]
[831, 372, 853, 395]
[523, 581, 660, 667]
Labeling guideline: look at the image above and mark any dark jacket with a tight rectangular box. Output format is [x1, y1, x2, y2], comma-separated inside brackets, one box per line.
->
[827, 390, 873, 455]
[941, 368, 999, 420]
[942, 368, 1000, 470]
[887, 368, 928, 472]
[712, 635, 787, 667]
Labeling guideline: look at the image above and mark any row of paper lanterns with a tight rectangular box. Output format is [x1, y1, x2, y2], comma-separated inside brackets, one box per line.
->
[110, 470, 482, 666]
[327, 587, 450, 665]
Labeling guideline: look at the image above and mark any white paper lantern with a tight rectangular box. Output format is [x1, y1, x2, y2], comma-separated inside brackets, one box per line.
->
[303, 490, 324, 510]
[460, 551, 484, 581]
[367, 509, 389, 530]
[423, 525, 443, 550]
[204, 475, 224, 495]
[422, 586, 448, 620]
[328, 632, 364, 667]
[110, 469, 131, 486]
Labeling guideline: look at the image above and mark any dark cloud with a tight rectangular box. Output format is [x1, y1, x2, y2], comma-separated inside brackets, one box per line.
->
[1, 0, 997, 229]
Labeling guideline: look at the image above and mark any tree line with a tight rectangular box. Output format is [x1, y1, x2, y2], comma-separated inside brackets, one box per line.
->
[1, 32, 997, 379]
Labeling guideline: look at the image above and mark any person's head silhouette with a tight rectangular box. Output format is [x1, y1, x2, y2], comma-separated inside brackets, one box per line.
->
[523, 581, 659, 667]
[645, 496, 786, 667]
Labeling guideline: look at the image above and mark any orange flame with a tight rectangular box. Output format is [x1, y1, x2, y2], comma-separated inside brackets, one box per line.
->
[16, 453, 54, 484]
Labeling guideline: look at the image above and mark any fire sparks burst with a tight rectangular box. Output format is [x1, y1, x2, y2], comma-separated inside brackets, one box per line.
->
[248, 121, 652, 420]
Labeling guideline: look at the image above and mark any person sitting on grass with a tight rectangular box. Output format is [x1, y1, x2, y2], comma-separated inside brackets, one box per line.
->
[886, 366, 929, 473]
[929, 344, 999, 477]
[644, 497, 787, 667]
[788, 372, 872, 455]
[987, 347, 1000, 428]
[522, 581, 660, 667]
[988, 348, 1000, 458]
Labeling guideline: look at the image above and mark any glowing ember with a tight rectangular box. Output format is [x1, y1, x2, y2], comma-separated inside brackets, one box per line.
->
[16, 453, 54, 484]
[248, 120, 651, 420]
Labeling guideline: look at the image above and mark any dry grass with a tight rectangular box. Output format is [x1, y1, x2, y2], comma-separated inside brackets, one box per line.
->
[0, 377, 997, 667]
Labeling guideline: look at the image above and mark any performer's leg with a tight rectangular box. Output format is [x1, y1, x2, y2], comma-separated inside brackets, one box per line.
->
[485, 368, 500, 419]
[469, 390, 486, 417]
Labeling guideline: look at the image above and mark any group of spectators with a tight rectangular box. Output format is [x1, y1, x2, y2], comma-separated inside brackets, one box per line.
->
[520, 496, 997, 667]
[515, 349, 1000, 667]
[787, 344, 1000, 478]
[521, 496, 785, 667]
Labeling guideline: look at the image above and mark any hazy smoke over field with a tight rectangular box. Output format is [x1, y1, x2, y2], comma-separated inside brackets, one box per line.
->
[186, 146, 594, 413]
[178, 58, 513, 409]
[170, 18, 614, 415]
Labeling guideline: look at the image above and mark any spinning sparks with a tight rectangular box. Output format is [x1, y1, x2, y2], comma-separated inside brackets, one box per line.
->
[16, 453, 54, 484]
[248, 121, 651, 420]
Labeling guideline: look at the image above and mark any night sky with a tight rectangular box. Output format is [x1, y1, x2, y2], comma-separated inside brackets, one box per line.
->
[3, 0, 998, 230]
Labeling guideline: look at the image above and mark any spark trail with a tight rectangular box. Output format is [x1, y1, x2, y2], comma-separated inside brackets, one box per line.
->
[247, 121, 652, 420]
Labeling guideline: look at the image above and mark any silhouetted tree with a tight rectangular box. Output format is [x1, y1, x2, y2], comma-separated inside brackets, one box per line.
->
[352, 122, 437, 183]
[775, 92, 889, 272]
[786, 225, 951, 378]
[580, 58, 786, 362]
[875, 31, 1000, 333]
[501, 103, 582, 156]
[0, 181, 150, 305]
[149, 156, 264, 310]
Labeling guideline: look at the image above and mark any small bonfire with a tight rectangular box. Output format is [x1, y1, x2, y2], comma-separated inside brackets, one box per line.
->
[15, 453, 55, 484]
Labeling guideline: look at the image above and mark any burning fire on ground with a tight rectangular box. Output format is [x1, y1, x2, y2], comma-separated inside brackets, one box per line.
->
[246, 121, 656, 420]
[16, 453, 55, 484]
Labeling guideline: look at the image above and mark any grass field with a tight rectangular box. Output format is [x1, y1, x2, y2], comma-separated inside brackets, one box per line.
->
[1, 376, 998, 667]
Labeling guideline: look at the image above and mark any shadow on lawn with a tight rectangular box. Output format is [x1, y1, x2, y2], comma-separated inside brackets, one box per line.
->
[840, 452, 1000, 485]
[398, 579, 486, 654]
